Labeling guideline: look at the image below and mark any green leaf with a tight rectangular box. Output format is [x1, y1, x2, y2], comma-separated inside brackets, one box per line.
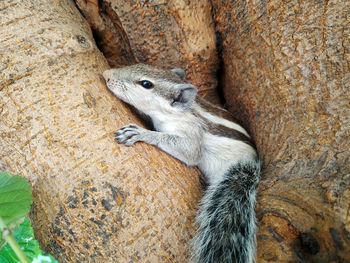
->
[14, 218, 41, 259]
[0, 241, 19, 262]
[0, 218, 60, 263]
[32, 254, 59, 263]
[0, 173, 32, 226]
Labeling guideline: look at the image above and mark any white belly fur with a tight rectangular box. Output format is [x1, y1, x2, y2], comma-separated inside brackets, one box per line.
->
[199, 133, 257, 185]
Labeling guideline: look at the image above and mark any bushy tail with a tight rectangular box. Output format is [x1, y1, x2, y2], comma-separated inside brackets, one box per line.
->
[192, 161, 261, 263]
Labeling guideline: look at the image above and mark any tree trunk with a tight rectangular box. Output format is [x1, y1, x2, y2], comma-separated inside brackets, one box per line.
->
[75, 0, 220, 103]
[0, 1, 202, 262]
[213, 0, 350, 262]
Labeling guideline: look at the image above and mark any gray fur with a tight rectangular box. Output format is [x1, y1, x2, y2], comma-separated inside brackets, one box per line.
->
[192, 161, 260, 263]
[171, 68, 186, 79]
[103, 64, 261, 263]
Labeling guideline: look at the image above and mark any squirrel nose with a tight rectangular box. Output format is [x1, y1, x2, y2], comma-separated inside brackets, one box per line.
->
[102, 69, 113, 82]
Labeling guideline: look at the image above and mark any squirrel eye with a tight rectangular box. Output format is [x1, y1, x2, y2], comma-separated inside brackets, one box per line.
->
[138, 80, 154, 89]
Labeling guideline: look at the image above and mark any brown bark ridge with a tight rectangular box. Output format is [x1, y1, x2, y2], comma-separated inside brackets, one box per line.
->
[0, 0, 202, 262]
[213, 0, 350, 262]
[75, 0, 220, 103]
[75, 0, 136, 67]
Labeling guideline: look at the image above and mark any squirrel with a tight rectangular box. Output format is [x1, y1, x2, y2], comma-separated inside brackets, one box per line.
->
[103, 64, 261, 263]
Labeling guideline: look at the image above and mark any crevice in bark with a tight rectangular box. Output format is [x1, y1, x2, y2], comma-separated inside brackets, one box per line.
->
[75, 0, 136, 67]
[209, 1, 226, 108]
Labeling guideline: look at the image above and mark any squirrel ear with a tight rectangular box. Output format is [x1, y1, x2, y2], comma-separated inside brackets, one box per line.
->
[171, 68, 186, 79]
[171, 84, 197, 108]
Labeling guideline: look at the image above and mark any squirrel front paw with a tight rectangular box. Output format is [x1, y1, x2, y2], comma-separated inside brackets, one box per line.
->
[114, 123, 146, 146]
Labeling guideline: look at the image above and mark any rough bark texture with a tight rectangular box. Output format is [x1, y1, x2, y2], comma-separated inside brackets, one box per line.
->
[74, 0, 136, 67]
[0, 1, 202, 262]
[213, 0, 350, 262]
[75, 0, 220, 103]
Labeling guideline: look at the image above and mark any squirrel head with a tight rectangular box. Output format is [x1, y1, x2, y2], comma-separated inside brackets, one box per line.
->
[103, 64, 198, 116]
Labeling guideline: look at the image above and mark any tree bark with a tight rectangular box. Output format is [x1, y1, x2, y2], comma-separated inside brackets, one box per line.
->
[75, 0, 220, 103]
[213, 0, 350, 262]
[0, 1, 202, 262]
